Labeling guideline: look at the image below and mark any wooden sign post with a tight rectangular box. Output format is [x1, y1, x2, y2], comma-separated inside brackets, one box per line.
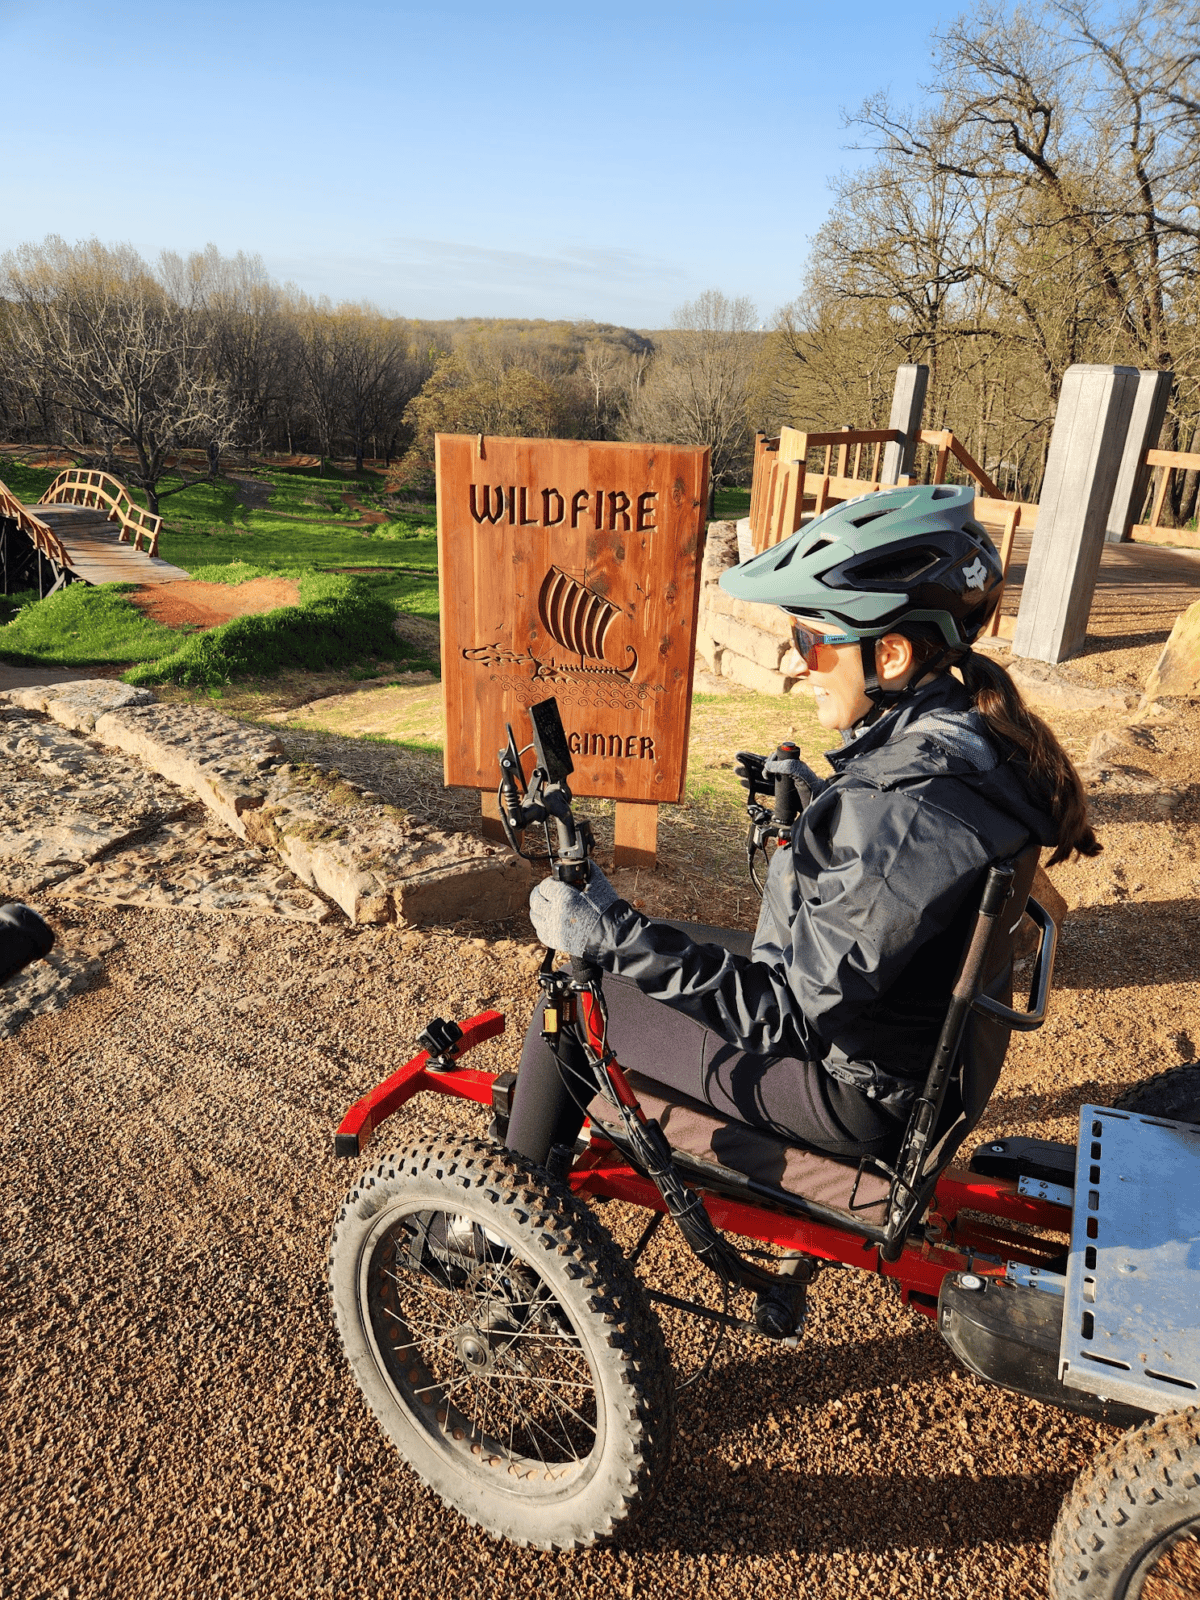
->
[436, 434, 710, 867]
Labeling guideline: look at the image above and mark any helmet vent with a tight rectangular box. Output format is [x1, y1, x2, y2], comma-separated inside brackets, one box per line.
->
[803, 536, 835, 555]
[773, 544, 798, 570]
[848, 508, 889, 529]
[851, 547, 941, 584]
[931, 486, 957, 500]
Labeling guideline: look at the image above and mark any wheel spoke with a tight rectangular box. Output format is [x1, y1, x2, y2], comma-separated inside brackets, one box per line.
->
[366, 1201, 606, 1471]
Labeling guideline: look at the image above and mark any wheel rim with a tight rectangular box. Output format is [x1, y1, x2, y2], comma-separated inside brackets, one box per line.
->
[360, 1204, 603, 1494]
[1122, 1519, 1200, 1599]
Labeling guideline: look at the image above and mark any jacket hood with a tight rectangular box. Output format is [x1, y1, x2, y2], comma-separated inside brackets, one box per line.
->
[825, 673, 1059, 849]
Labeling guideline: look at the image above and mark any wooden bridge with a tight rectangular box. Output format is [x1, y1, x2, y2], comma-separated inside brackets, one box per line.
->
[0, 469, 190, 595]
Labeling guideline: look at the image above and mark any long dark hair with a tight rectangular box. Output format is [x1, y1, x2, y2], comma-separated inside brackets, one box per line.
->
[960, 651, 1101, 864]
[903, 634, 1101, 864]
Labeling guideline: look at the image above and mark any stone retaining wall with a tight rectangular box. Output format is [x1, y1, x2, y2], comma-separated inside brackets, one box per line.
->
[2, 681, 530, 927]
[695, 520, 797, 695]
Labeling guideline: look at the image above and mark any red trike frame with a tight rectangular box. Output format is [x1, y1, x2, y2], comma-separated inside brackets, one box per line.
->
[335, 1005, 1071, 1319]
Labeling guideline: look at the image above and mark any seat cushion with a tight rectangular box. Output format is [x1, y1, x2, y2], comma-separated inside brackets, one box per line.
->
[589, 1071, 890, 1217]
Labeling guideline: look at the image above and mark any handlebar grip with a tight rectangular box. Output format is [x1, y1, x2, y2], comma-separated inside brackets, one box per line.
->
[771, 743, 802, 827]
[569, 955, 602, 985]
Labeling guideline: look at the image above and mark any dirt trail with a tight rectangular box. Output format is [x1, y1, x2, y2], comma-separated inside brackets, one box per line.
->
[129, 577, 300, 631]
[4, 523, 1200, 1598]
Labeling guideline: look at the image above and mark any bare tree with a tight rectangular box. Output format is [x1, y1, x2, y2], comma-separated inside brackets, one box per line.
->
[394, 352, 571, 485]
[161, 245, 296, 471]
[836, 0, 1200, 503]
[623, 290, 763, 512]
[2, 237, 234, 513]
[757, 0, 1198, 507]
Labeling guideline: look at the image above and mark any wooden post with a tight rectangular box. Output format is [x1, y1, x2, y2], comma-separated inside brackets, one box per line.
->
[613, 800, 658, 868]
[1012, 364, 1140, 664]
[480, 789, 508, 843]
[836, 425, 850, 479]
[881, 365, 929, 484]
[1147, 457, 1174, 529]
[1105, 368, 1173, 543]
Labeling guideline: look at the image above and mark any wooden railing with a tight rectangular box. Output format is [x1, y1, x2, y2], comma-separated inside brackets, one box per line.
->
[749, 427, 905, 553]
[39, 468, 162, 556]
[0, 476, 71, 570]
[916, 429, 1004, 499]
[1130, 448, 1200, 545]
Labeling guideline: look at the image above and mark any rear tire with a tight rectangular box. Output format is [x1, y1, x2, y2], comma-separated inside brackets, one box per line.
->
[1112, 1064, 1200, 1125]
[328, 1129, 674, 1549]
[1049, 1408, 1200, 1599]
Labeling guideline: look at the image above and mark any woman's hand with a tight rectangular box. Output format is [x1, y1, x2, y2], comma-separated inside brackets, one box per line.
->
[735, 751, 768, 797]
[529, 864, 621, 955]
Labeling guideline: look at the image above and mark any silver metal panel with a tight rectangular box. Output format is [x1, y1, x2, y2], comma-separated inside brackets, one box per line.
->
[1060, 1105, 1200, 1413]
[1018, 1175, 1073, 1209]
[1006, 1262, 1066, 1297]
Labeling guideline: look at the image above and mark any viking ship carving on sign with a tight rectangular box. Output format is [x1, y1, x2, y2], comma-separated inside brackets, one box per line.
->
[461, 563, 646, 706]
[436, 432, 709, 802]
[537, 566, 638, 679]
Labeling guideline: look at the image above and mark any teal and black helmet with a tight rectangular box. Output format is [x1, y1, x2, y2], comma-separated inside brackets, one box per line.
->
[721, 483, 1004, 649]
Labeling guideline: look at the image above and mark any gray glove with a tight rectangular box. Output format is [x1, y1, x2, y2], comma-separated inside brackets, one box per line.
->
[529, 864, 621, 955]
[763, 751, 827, 804]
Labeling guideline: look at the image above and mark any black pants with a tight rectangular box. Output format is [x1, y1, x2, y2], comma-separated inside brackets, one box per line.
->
[505, 970, 905, 1168]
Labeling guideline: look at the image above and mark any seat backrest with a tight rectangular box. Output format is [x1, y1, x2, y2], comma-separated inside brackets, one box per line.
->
[955, 840, 1042, 1132]
[878, 840, 1045, 1260]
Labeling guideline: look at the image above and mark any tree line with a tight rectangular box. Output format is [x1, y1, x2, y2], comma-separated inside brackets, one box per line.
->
[0, 239, 691, 513]
[2, 0, 1196, 523]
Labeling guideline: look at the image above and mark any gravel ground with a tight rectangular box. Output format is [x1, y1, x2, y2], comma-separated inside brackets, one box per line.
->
[3, 698, 1200, 1600]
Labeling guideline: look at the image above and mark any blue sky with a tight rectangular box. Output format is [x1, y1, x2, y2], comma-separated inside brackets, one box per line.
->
[2, 0, 956, 326]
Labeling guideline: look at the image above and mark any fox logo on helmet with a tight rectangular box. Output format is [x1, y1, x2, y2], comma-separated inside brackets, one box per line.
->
[961, 557, 989, 591]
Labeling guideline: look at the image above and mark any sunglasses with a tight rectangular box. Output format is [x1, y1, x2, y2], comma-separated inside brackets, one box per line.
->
[789, 619, 854, 667]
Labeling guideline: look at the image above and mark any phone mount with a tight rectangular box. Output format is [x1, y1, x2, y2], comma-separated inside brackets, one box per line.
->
[496, 697, 595, 887]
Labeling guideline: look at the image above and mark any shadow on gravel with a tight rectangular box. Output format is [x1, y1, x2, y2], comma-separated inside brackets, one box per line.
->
[1053, 896, 1200, 988]
[688, 1326, 943, 1408]
[626, 1322, 1086, 1557]
[985, 1078, 1135, 1123]
[1086, 784, 1200, 826]
[637, 1457, 1077, 1555]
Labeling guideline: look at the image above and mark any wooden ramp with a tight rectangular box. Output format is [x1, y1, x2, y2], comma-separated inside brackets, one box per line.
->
[31, 505, 190, 586]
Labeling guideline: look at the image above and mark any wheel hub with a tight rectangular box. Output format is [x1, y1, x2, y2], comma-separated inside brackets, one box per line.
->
[456, 1327, 495, 1373]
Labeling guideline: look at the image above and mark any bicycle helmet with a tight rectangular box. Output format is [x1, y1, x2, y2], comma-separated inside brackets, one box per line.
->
[722, 483, 1003, 647]
[721, 484, 1004, 713]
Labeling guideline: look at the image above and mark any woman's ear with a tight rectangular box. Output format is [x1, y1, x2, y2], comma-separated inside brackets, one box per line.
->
[876, 633, 915, 684]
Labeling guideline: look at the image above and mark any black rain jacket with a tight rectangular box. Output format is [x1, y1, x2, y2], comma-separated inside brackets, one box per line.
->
[584, 674, 1059, 1111]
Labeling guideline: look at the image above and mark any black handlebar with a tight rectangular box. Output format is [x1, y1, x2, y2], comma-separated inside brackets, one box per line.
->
[771, 742, 802, 829]
[496, 698, 595, 886]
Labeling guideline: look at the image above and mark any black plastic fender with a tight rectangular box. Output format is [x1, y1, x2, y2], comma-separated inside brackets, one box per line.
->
[937, 1273, 1150, 1428]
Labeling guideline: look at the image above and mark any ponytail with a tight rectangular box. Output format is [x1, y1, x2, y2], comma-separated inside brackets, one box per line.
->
[959, 652, 1101, 865]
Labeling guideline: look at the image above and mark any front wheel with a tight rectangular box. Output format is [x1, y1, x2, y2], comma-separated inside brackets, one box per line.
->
[328, 1131, 675, 1549]
[1049, 1408, 1200, 1598]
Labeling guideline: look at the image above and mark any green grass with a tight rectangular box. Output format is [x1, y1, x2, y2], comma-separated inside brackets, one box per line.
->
[0, 589, 39, 628]
[151, 468, 438, 575]
[125, 570, 427, 689]
[185, 561, 302, 585]
[714, 485, 751, 520]
[0, 582, 184, 666]
[1, 456, 755, 694]
[0, 460, 60, 503]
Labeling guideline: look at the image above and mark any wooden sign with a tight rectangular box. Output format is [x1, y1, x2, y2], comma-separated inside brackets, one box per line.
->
[437, 434, 710, 860]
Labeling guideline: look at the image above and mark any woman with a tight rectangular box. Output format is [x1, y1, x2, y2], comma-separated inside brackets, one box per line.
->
[509, 484, 1100, 1167]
